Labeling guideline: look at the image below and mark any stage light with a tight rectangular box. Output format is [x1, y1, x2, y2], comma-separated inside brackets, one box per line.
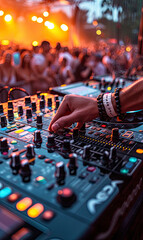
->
[44, 21, 54, 29]
[96, 29, 101, 35]
[32, 41, 39, 47]
[31, 16, 37, 22]
[0, 10, 4, 16]
[37, 17, 43, 23]
[126, 46, 131, 52]
[43, 11, 49, 17]
[93, 20, 98, 26]
[1, 40, 10, 46]
[4, 14, 12, 22]
[60, 24, 68, 31]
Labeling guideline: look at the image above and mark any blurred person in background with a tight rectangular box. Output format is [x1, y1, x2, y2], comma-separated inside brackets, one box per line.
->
[59, 57, 75, 85]
[93, 53, 107, 76]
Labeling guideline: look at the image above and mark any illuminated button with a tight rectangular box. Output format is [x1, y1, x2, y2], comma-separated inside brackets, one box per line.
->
[87, 166, 96, 172]
[107, 86, 111, 91]
[120, 168, 129, 174]
[136, 149, 143, 154]
[101, 124, 106, 128]
[27, 203, 44, 218]
[129, 157, 137, 163]
[16, 197, 32, 211]
[0, 187, 12, 198]
[42, 210, 55, 221]
[35, 176, 46, 184]
[11, 228, 32, 240]
[125, 162, 133, 169]
[11, 140, 17, 144]
[15, 129, 24, 134]
[28, 128, 37, 132]
[7, 193, 21, 202]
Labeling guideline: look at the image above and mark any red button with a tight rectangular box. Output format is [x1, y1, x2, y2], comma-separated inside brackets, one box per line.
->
[87, 166, 96, 172]
[42, 210, 55, 221]
[101, 125, 106, 128]
[7, 193, 21, 202]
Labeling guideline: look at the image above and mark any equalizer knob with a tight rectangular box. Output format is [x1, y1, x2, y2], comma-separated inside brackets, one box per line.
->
[40, 99, 45, 109]
[0, 115, 7, 128]
[26, 144, 35, 159]
[55, 161, 66, 185]
[109, 146, 117, 160]
[19, 159, 31, 182]
[32, 102, 37, 112]
[25, 96, 31, 106]
[0, 138, 9, 154]
[62, 139, 71, 153]
[18, 106, 23, 116]
[46, 135, 55, 151]
[111, 128, 119, 142]
[10, 152, 21, 174]
[36, 115, 43, 129]
[82, 145, 91, 165]
[33, 130, 42, 147]
[47, 98, 52, 108]
[67, 153, 78, 175]
[0, 104, 4, 114]
[8, 101, 13, 109]
[8, 109, 14, 122]
[26, 108, 32, 119]
[57, 187, 76, 207]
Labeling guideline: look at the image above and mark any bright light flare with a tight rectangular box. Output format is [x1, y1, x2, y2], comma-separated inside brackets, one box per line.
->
[44, 21, 54, 29]
[126, 46, 131, 52]
[4, 14, 12, 22]
[96, 29, 101, 35]
[31, 16, 37, 22]
[60, 24, 68, 31]
[93, 20, 98, 26]
[1, 40, 10, 46]
[0, 10, 4, 16]
[32, 41, 39, 47]
[37, 17, 43, 23]
[43, 11, 49, 17]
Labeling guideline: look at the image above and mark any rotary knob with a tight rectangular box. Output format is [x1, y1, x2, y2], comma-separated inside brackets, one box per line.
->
[82, 145, 91, 165]
[111, 128, 119, 142]
[19, 159, 31, 182]
[32, 102, 37, 112]
[8, 109, 14, 122]
[55, 161, 66, 185]
[101, 150, 109, 164]
[0, 115, 7, 128]
[57, 187, 76, 207]
[40, 99, 45, 110]
[55, 100, 60, 110]
[26, 108, 32, 119]
[62, 139, 71, 153]
[46, 135, 55, 152]
[8, 101, 13, 109]
[72, 128, 79, 139]
[0, 104, 4, 114]
[25, 96, 31, 106]
[109, 146, 117, 161]
[67, 153, 78, 175]
[10, 152, 21, 174]
[0, 138, 9, 154]
[36, 115, 43, 129]
[47, 98, 52, 108]
[33, 130, 42, 147]
[26, 144, 35, 159]
[18, 106, 23, 116]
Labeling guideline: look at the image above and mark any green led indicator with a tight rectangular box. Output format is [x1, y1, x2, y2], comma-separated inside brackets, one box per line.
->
[129, 157, 137, 163]
[120, 168, 129, 174]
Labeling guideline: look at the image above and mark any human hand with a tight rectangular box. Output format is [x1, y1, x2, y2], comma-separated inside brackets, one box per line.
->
[49, 94, 99, 132]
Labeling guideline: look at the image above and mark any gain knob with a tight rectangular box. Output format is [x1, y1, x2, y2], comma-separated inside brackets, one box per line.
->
[55, 161, 66, 185]
[19, 159, 31, 182]
[8, 101, 13, 109]
[40, 99, 45, 110]
[32, 102, 37, 112]
[0, 115, 7, 128]
[36, 115, 43, 129]
[47, 98, 52, 108]
[62, 139, 71, 153]
[26, 108, 32, 119]
[25, 96, 31, 106]
[18, 106, 23, 116]
[10, 152, 21, 174]
[46, 135, 55, 152]
[33, 130, 42, 147]
[0, 138, 9, 154]
[26, 144, 35, 160]
[111, 128, 119, 142]
[67, 153, 78, 175]
[57, 187, 76, 207]
[8, 109, 14, 122]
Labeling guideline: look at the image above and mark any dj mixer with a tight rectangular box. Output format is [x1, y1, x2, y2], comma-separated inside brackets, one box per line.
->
[0, 91, 143, 240]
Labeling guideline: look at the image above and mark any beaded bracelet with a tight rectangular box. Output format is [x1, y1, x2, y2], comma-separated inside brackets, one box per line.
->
[114, 88, 124, 120]
[97, 93, 109, 121]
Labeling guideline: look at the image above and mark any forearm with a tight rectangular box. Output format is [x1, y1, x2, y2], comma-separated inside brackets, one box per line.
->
[111, 78, 143, 113]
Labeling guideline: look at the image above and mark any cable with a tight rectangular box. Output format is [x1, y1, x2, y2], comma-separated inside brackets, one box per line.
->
[8, 87, 29, 101]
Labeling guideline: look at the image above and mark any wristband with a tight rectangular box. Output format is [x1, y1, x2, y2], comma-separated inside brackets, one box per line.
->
[114, 88, 124, 120]
[103, 93, 117, 118]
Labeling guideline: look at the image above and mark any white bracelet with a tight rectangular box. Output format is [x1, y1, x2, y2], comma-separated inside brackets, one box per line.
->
[103, 93, 117, 117]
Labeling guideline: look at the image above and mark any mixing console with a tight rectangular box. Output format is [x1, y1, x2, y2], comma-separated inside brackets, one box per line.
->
[0, 92, 143, 240]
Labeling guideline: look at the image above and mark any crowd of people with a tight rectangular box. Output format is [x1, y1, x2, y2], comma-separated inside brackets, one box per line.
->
[0, 40, 141, 95]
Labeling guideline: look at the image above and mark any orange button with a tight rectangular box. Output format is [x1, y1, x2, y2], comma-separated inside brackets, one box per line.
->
[7, 193, 21, 202]
[16, 197, 32, 211]
[27, 203, 44, 218]
[136, 149, 143, 154]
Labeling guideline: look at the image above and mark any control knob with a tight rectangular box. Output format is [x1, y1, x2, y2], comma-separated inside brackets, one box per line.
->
[67, 153, 78, 175]
[10, 152, 21, 174]
[26, 144, 35, 160]
[55, 161, 66, 185]
[46, 135, 55, 152]
[82, 145, 91, 166]
[36, 115, 43, 129]
[0, 115, 7, 128]
[8, 109, 14, 122]
[8, 101, 13, 109]
[0, 138, 9, 153]
[33, 130, 42, 147]
[109, 146, 117, 161]
[26, 108, 32, 119]
[40, 99, 45, 109]
[111, 128, 119, 142]
[0, 104, 4, 114]
[47, 98, 52, 108]
[18, 106, 23, 116]
[25, 96, 31, 106]
[57, 187, 76, 207]
[72, 128, 79, 139]
[19, 159, 31, 182]
[62, 139, 71, 153]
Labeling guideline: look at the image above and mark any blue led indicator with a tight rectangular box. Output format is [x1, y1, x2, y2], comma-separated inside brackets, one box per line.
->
[0, 187, 12, 198]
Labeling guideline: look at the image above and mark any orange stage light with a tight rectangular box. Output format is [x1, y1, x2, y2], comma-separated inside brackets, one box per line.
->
[4, 14, 12, 22]
[32, 41, 39, 46]
[31, 16, 37, 22]
[93, 20, 98, 26]
[37, 17, 43, 23]
[96, 29, 101, 35]
[43, 11, 49, 17]
[0, 10, 4, 16]
[44, 21, 54, 29]
[1, 40, 10, 45]
[60, 24, 68, 31]
[126, 46, 131, 52]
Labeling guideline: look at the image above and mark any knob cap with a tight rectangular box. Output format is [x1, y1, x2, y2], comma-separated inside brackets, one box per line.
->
[109, 146, 117, 160]
[8, 101, 13, 109]
[0, 138, 9, 153]
[26, 108, 32, 119]
[33, 130, 42, 146]
[111, 128, 119, 142]
[26, 144, 35, 159]
[62, 139, 71, 153]
[8, 109, 14, 122]
[10, 152, 21, 174]
[32, 102, 37, 112]
[67, 153, 78, 175]
[82, 145, 91, 165]
[1, 115, 7, 128]
[18, 106, 23, 116]
[25, 96, 31, 106]
[40, 99, 45, 109]
[55, 161, 66, 185]
[57, 187, 76, 207]
[36, 115, 43, 129]
[102, 150, 109, 164]
[0, 104, 4, 114]
[46, 135, 55, 151]
[47, 98, 52, 108]
[19, 159, 31, 182]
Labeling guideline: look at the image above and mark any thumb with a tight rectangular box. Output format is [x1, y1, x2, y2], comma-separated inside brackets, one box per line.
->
[52, 113, 78, 132]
